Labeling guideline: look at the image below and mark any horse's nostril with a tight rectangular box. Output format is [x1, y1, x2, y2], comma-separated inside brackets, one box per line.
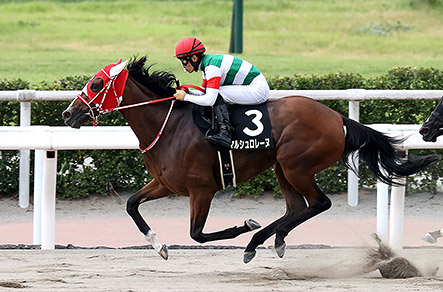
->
[62, 110, 71, 120]
[419, 127, 429, 135]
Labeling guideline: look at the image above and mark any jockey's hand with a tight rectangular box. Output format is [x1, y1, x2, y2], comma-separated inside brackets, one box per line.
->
[174, 89, 186, 101]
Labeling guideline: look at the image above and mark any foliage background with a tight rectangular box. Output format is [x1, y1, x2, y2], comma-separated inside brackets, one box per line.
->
[0, 0, 441, 199]
[1, 66, 442, 199]
[0, 0, 441, 84]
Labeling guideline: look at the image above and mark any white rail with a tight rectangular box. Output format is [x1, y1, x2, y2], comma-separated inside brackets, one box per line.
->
[269, 89, 443, 101]
[3, 89, 442, 206]
[2, 89, 442, 101]
[2, 124, 442, 250]
[1, 126, 138, 150]
[0, 126, 138, 249]
[1, 89, 442, 249]
[0, 90, 77, 101]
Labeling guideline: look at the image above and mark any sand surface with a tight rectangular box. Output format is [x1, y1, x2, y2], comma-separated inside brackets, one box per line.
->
[0, 190, 442, 248]
[0, 248, 442, 291]
[0, 190, 442, 291]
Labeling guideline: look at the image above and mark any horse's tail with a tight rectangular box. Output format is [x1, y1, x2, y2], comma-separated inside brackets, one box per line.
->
[341, 116, 440, 185]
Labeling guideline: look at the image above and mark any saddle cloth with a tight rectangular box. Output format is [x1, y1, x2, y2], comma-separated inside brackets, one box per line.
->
[192, 103, 274, 150]
[192, 103, 274, 189]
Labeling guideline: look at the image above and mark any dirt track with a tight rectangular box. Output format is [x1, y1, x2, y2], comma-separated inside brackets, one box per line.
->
[0, 247, 442, 291]
[1, 191, 442, 291]
[1, 191, 443, 248]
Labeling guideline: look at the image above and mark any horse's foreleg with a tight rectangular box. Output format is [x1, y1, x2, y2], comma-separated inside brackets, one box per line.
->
[126, 179, 173, 260]
[189, 193, 261, 244]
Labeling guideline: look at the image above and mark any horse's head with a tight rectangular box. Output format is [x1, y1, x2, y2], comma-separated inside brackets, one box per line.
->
[420, 113, 443, 142]
[62, 59, 129, 128]
[419, 96, 443, 142]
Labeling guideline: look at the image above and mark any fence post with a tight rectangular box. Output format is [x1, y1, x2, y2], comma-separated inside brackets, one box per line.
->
[41, 150, 57, 250]
[376, 179, 389, 243]
[389, 178, 406, 249]
[389, 150, 407, 250]
[33, 150, 45, 245]
[372, 124, 390, 243]
[347, 100, 360, 206]
[17, 90, 34, 209]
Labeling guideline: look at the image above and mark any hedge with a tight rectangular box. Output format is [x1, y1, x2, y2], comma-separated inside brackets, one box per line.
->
[0, 66, 442, 199]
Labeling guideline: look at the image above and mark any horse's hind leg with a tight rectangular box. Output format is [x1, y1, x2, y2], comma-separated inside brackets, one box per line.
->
[189, 192, 261, 244]
[243, 163, 309, 263]
[126, 179, 173, 260]
[273, 175, 331, 255]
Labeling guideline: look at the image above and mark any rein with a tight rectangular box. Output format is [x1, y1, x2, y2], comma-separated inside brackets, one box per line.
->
[137, 84, 201, 152]
[139, 99, 175, 153]
[108, 96, 175, 112]
[179, 84, 206, 93]
[78, 76, 199, 152]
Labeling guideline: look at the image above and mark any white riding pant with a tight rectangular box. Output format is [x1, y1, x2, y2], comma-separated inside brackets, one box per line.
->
[219, 73, 270, 105]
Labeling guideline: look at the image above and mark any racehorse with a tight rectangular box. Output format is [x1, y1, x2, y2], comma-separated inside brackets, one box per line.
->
[419, 95, 443, 142]
[62, 57, 439, 263]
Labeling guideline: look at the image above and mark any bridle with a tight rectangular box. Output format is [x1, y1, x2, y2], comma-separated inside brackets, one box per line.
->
[76, 68, 117, 126]
[76, 63, 176, 152]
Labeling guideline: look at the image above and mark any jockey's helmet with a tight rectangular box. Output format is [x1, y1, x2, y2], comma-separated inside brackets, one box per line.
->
[174, 37, 206, 58]
[174, 37, 205, 72]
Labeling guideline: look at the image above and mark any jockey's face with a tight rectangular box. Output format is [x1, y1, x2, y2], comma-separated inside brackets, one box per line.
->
[180, 55, 199, 73]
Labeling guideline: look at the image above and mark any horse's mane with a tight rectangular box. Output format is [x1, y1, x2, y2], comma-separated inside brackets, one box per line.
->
[126, 56, 177, 99]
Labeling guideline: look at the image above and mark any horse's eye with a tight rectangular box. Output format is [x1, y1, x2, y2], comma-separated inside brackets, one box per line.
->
[90, 82, 100, 93]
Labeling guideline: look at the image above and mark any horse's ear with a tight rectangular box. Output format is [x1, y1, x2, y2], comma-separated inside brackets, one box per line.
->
[110, 60, 128, 77]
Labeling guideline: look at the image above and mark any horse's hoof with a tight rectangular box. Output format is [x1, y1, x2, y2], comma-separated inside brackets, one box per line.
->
[243, 250, 256, 264]
[158, 244, 168, 260]
[274, 242, 286, 258]
[245, 219, 261, 231]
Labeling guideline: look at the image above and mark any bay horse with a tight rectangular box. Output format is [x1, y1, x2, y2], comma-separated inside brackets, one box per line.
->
[419, 95, 443, 142]
[62, 57, 439, 263]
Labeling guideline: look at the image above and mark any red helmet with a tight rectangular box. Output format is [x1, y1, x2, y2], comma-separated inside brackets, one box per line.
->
[174, 37, 206, 58]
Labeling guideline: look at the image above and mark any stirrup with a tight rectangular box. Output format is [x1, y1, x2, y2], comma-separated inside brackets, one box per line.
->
[207, 133, 232, 148]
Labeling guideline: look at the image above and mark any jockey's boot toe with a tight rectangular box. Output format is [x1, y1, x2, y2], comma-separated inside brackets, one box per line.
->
[207, 133, 232, 148]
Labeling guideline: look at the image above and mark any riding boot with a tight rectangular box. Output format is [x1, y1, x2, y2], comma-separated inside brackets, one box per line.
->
[206, 101, 232, 148]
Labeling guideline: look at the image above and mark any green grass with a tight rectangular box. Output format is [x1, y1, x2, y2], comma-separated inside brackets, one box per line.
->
[0, 0, 442, 85]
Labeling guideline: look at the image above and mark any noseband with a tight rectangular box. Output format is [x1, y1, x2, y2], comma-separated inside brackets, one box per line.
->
[77, 67, 129, 126]
[76, 63, 177, 152]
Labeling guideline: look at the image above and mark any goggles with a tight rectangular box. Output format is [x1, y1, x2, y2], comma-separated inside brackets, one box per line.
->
[178, 57, 191, 66]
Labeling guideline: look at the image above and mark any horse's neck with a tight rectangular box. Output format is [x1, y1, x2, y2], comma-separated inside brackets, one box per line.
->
[120, 77, 183, 154]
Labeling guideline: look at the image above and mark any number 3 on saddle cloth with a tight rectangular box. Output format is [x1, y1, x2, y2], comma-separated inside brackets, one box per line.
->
[192, 103, 275, 189]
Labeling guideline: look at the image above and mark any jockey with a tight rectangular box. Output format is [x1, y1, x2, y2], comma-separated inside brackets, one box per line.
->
[173, 37, 270, 148]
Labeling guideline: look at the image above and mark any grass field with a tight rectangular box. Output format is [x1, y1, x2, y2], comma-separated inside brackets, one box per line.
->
[0, 0, 442, 85]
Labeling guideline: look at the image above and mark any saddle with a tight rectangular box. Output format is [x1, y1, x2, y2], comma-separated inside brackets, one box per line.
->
[192, 102, 274, 189]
